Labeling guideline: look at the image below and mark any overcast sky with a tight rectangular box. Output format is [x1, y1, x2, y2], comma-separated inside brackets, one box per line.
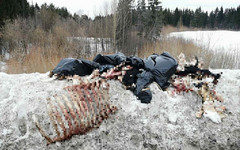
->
[162, 0, 240, 12]
[27, 0, 240, 18]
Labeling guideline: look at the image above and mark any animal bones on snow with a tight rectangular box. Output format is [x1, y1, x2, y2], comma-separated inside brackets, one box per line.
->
[34, 78, 117, 144]
[100, 63, 132, 81]
[170, 53, 226, 122]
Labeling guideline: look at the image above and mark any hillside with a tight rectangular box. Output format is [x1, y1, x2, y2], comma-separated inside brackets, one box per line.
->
[0, 70, 240, 149]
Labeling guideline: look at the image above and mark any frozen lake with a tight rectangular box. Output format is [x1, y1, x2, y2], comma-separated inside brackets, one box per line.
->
[169, 30, 240, 54]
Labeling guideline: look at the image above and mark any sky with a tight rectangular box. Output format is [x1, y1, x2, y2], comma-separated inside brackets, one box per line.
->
[27, 0, 240, 18]
[27, 0, 113, 18]
[162, 0, 240, 12]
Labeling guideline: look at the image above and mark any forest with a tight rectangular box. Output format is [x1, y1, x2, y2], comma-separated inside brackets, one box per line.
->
[0, 0, 240, 73]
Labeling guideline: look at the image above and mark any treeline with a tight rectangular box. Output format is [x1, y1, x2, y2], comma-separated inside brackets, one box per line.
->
[0, 0, 88, 62]
[0, 0, 71, 27]
[163, 6, 240, 29]
[1, 0, 240, 58]
[1, 0, 240, 33]
[1, 0, 240, 73]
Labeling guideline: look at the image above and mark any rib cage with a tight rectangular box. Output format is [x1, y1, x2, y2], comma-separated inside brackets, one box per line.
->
[34, 79, 117, 144]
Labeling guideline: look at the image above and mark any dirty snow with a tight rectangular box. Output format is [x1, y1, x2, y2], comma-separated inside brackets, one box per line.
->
[0, 69, 240, 149]
[169, 31, 240, 54]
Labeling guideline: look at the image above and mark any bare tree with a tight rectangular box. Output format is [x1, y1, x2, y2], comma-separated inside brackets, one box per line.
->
[111, 0, 118, 52]
[115, 0, 133, 54]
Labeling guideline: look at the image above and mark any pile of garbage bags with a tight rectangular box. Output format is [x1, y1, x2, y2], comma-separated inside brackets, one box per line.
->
[51, 52, 178, 103]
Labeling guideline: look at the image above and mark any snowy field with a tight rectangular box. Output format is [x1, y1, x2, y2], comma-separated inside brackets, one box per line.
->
[169, 30, 240, 54]
[0, 70, 240, 149]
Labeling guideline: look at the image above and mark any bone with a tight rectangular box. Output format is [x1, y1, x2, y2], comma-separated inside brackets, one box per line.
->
[35, 78, 117, 144]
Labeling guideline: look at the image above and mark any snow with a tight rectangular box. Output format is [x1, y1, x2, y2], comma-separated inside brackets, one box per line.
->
[169, 30, 240, 54]
[0, 30, 240, 149]
[67, 37, 113, 53]
[204, 109, 222, 124]
[0, 61, 7, 72]
[0, 69, 240, 149]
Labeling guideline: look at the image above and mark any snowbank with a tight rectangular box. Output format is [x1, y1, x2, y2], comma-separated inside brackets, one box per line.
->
[0, 70, 240, 149]
[169, 30, 240, 54]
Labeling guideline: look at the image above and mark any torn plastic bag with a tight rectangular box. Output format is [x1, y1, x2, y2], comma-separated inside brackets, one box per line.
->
[126, 56, 144, 69]
[122, 67, 141, 87]
[134, 71, 154, 103]
[99, 65, 114, 73]
[52, 58, 99, 76]
[93, 52, 126, 65]
[137, 90, 152, 104]
[144, 52, 178, 89]
[122, 56, 144, 87]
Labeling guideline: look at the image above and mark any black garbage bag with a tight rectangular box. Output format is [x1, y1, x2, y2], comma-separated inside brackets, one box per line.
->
[122, 67, 141, 87]
[144, 52, 178, 89]
[99, 65, 114, 73]
[137, 90, 152, 104]
[122, 56, 144, 87]
[93, 52, 126, 65]
[52, 58, 99, 76]
[134, 71, 154, 103]
[126, 56, 144, 69]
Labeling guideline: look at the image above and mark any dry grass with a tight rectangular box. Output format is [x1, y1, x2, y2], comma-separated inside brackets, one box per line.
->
[4, 25, 240, 73]
[161, 25, 198, 37]
[138, 38, 240, 69]
[6, 46, 114, 74]
[2, 17, 89, 74]
[138, 37, 209, 65]
[7, 47, 63, 74]
[138, 26, 240, 69]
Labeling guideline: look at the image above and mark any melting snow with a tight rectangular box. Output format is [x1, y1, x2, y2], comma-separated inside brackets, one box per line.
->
[0, 69, 239, 149]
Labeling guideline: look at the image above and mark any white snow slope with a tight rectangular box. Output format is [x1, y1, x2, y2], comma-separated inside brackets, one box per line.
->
[169, 30, 240, 54]
[0, 70, 240, 150]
